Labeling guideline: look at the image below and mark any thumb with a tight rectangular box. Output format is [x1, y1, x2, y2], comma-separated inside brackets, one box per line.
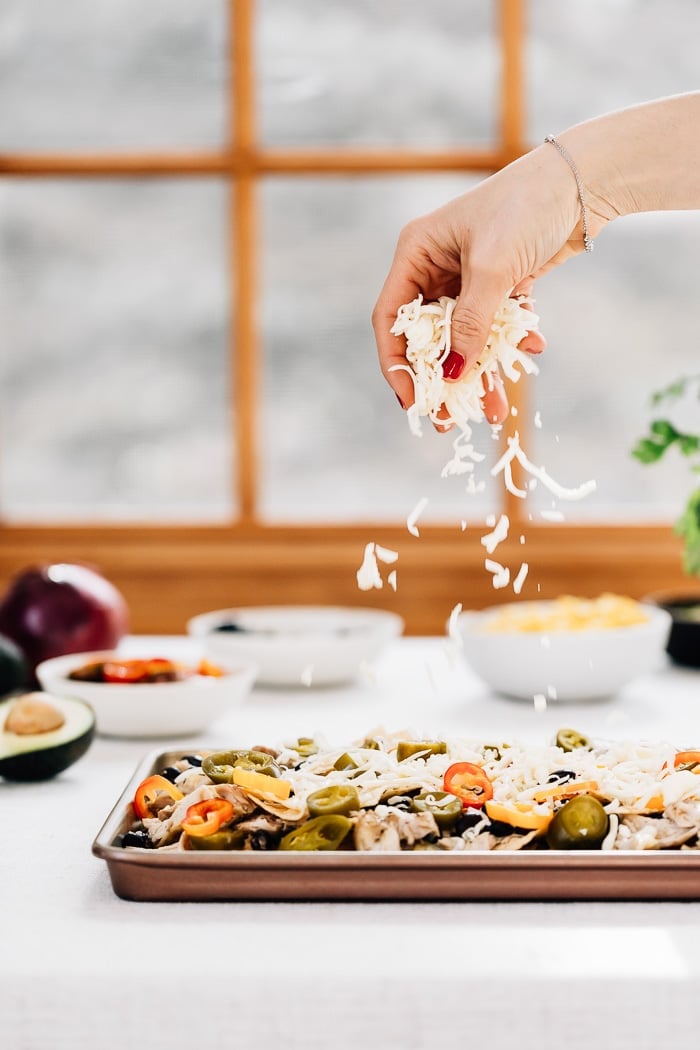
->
[443, 269, 510, 381]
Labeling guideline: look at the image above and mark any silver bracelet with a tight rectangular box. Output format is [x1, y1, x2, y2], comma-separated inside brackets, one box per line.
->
[544, 134, 594, 253]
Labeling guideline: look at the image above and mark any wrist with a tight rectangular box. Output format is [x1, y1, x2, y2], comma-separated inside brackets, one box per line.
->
[557, 93, 700, 220]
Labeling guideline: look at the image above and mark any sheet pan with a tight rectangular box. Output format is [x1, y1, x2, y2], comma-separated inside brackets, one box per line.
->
[92, 748, 700, 902]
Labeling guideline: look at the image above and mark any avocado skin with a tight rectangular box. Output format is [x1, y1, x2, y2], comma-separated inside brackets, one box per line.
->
[0, 634, 29, 698]
[0, 696, 96, 781]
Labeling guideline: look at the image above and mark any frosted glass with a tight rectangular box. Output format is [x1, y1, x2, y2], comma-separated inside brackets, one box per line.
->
[259, 175, 501, 525]
[527, 0, 699, 141]
[0, 180, 232, 522]
[258, 0, 498, 148]
[526, 211, 700, 524]
[0, 0, 227, 149]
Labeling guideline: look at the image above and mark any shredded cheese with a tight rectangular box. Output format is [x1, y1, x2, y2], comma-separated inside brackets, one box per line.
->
[356, 542, 399, 591]
[407, 496, 429, 537]
[484, 558, 510, 589]
[512, 561, 529, 595]
[480, 513, 510, 555]
[483, 594, 650, 634]
[447, 602, 463, 647]
[356, 542, 383, 591]
[375, 544, 399, 565]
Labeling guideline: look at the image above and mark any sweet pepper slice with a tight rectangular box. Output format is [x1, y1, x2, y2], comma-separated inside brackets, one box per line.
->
[443, 762, 493, 808]
[133, 774, 184, 819]
[181, 798, 235, 838]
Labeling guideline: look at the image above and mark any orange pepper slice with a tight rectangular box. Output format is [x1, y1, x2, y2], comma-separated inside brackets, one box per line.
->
[531, 779, 600, 803]
[485, 799, 553, 832]
[674, 750, 700, 771]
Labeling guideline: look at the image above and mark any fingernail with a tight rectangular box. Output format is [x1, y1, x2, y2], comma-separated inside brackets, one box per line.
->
[395, 392, 406, 409]
[442, 351, 465, 380]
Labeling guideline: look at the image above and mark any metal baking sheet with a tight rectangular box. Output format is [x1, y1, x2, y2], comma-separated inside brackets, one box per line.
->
[92, 748, 700, 903]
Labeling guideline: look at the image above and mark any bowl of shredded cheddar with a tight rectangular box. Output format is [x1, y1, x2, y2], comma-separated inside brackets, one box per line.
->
[457, 594, 672, 702]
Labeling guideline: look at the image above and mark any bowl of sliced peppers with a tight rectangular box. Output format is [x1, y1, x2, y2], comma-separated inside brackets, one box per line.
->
[36, 650, 258, 739]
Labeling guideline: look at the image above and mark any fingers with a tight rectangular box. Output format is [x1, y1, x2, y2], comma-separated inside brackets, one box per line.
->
[480, 372, 509, 425]
[372, 283, 418, 409]
[444, 264, 511, 380]
[432, 404, 453, 434]
[518, 329, 546, 354]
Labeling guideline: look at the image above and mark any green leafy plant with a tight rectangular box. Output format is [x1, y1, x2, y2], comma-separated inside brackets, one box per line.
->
[632, 375, 700, 577]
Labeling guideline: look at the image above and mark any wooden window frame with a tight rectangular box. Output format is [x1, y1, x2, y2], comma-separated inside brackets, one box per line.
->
[0, 0, 687, 635]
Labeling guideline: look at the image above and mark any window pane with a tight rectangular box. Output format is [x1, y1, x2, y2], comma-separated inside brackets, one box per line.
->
[0, 0, 227, 150]
[259, 176, 501, 524]
[526, 211, 700, 522]
[527, 0, 699, 141]
[0, 180, 232, 522]
[258, 0, 498, 148]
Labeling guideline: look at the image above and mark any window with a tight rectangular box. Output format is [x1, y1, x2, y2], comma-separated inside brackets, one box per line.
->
[1, 0, 697, 634]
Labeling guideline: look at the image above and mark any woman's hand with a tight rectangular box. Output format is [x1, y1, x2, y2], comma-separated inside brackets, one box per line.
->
[372, 142, 611, 424]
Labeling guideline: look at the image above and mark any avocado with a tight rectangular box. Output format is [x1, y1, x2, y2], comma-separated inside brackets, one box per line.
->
[0, 692, 95, 781]
[0, 633, 29, 698]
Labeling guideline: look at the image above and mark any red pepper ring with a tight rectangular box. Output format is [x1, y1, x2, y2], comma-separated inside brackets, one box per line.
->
[443, 761, 494, 809]
[133, 774, 184, 819]
[181, 798, 235, 838]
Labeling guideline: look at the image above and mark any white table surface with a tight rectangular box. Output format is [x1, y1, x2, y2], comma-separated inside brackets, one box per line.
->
[3, 635, 699, 1050]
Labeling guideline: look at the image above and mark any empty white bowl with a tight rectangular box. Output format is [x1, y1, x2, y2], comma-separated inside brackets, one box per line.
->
[35, 649, 258, 738]
[187, 605, 405, 687]
[457, 600, 672, 701]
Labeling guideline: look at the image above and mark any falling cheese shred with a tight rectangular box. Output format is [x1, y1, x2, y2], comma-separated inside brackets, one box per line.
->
[407, 496, 429, 537]
[356, 542, 400, 592]
[390, 294, 596, 505]
[480, 513, 510, 555]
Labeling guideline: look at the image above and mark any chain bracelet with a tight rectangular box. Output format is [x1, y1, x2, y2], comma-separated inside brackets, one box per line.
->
[544, 135, 594, 253]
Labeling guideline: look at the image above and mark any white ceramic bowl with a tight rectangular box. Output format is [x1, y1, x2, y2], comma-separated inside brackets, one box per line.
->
[35, 650, 258, 738]
[457, 601, 672, 701]
[187, 605, 405, 687]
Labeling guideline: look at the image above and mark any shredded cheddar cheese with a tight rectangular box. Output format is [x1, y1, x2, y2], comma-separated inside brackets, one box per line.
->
[482, 594, 650, 634]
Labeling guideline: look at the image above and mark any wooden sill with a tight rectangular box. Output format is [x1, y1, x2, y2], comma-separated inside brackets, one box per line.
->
[0, 523, 689, 636]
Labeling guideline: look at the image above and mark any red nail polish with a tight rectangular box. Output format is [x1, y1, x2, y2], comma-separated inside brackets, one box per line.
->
[442, 351, 465, 380]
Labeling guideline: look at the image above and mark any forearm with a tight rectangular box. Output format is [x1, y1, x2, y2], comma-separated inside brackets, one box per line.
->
[554, 92, 700, 220]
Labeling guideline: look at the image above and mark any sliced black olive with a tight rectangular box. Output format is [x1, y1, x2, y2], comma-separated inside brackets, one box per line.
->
[121, 829, 154, 849]
[182, 754, 203, 767]
[455, 810, 486, 835]
[547, 769, 577, 784]
[249, 830, 275, 850]
[382, 795, 415, 811]
[159, 765, 182, 783]
[484, 818, 530, 837]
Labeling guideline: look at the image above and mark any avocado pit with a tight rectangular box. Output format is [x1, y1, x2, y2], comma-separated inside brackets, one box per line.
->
[4, 692, 66, 735]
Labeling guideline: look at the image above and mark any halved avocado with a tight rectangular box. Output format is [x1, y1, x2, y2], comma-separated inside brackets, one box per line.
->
[0, 691, 95, 781]
[0, 633, 28, 698]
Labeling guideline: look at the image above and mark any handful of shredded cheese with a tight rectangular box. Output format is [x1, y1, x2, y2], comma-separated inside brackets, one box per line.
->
[390, 293, 540, 442]
[390, 293, 596, 501]
[482, 594, 650, 634]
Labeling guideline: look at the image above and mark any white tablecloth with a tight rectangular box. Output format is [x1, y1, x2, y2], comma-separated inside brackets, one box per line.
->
[3, 636, 699, 1050]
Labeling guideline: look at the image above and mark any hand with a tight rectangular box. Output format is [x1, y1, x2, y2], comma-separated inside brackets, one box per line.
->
[372, 142, 611, 425]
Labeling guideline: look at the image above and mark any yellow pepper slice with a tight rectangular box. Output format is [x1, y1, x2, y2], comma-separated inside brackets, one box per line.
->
[232, 766, 292, 800]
